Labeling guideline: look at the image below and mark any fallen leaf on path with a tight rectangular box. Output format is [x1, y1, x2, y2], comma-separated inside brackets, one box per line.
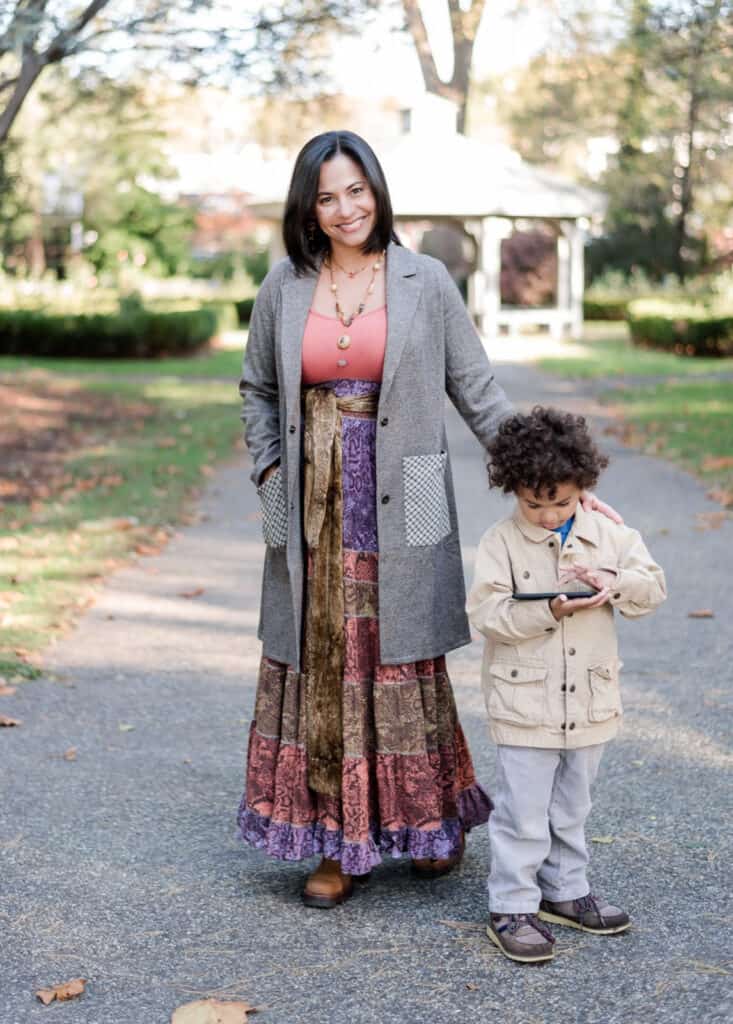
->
[35, 978, 86, 1004]
[157, 437, 178, 448]
[135, 543, 162, 556]
[63, 747, 78, 761]
[179, 587, 204, 599]
[80, 516, 139, 532]
[695, 511, 727, 531]
[171, 998, 258, 1023]
[466, 983, 478, 991]
[705, 488, 733, 508]
[701, 456, 733, 472]
[591, 836, 615, 844]
[118, 723, 135, 732]
[631, 759, 645, 767]
[0, 685, 18, 696]
[688, 609, 714, 619]
[0, 715, 21, 727]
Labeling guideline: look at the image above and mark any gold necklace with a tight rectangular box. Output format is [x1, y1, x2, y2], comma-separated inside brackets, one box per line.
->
[330, 254, 369, 278]
[327, 252, 384, 334]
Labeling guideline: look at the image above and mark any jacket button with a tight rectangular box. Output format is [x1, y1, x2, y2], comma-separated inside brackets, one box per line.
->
[548, 540, 555, 548]
[288, 424, 296, 434]
[568, 647, 576, 656]
[569, 684, 576, 693]
[569, 722, 576, 730]
[510, 669, 518, 678]
[614, 592, 621, 599]
[545, 627, 553, 633]
[561, 722, 566, 730]
[561, 683, 566, 692]
[380, 416, 389, 426]
[381, 495, 390, 504]
[523, 571, 530, 579]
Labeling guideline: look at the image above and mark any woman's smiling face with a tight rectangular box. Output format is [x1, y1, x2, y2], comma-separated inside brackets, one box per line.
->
[314, 153, 376, 250]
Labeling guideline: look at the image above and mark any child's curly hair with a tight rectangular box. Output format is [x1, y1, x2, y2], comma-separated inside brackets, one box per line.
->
[487, 406, 609, 497]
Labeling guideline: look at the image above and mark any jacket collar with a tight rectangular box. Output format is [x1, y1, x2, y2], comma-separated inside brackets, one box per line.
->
[512, 500, 601, 547]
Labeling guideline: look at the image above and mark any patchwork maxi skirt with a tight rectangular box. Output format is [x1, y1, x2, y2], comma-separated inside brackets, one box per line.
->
[237, 379, 491, 875]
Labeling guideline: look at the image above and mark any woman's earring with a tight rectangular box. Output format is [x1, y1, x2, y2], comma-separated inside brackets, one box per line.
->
[307, 221, 316, 244]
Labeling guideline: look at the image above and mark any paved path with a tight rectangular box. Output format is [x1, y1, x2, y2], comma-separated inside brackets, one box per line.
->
[2, 362, 731, 1024]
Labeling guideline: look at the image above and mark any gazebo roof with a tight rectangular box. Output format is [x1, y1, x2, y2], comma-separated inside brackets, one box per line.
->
[248, 125, 605, 223]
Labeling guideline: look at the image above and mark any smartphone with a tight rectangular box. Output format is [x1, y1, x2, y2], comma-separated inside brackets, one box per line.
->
[512, 590, 599, 601]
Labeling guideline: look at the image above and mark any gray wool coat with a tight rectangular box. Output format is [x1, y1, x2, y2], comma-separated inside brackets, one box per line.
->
[239, 241, 513, 669]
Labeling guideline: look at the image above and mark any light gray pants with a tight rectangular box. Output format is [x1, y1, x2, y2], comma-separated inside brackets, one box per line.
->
[488, 744, 605, 914]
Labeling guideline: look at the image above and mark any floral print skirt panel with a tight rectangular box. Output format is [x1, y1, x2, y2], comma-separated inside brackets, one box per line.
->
[237, 379, 491, 875]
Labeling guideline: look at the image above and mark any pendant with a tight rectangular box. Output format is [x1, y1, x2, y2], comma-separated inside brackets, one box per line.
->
[337, 358, 348, 367]
[342, 315, 353, 327]
[337, 334, 351, 350]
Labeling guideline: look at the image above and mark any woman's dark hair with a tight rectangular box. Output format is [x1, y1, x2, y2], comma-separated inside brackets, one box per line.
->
[283, 130, 400, 274]
[487, 406, 609, 497]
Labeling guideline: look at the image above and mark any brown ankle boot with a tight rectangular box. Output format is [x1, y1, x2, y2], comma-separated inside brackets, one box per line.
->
[302, 857, 354, 909]
[412, 830, 465, 879]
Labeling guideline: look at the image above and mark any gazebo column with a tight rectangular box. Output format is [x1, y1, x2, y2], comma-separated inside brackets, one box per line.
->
[474, 216, 504, 339]
[568, 221, 585, 339]
[268, 225, 286, 268]
[554, 228, 570, 339]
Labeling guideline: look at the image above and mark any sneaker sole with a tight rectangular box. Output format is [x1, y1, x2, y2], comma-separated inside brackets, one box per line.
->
[486, 925, 555, 964]
[537, 910, 631, 935]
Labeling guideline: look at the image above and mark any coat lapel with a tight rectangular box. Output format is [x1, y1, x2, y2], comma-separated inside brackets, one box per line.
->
[381, 242, 423, 401]
[279, 265, 318, 493]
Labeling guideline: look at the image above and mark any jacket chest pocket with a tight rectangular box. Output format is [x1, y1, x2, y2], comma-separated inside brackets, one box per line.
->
[402, 452, 451, 546]
[487, 661, 548, 727]
[256, 466, 288, 548]
[587, 663, 622, 722]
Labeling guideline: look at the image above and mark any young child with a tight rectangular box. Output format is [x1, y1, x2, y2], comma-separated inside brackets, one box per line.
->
[467, 406, 666, 964]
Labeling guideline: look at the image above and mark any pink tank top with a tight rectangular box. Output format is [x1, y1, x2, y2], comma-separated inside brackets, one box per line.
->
[301, 307, 387, 385]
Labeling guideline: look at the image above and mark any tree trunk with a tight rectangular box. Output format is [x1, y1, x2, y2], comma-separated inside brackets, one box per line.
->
[674, 81, 700, 283]
[0, 54, 45, 143]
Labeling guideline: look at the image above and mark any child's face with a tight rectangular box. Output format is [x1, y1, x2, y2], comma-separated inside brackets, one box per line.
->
[516, 481, 583, 531]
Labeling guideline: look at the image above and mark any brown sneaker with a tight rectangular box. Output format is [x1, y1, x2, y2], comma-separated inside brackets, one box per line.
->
[412, 831, 465, 879]
[486, 913, 555, 964]
[539, 893, 631, 934]
[302, 857, 354, 909]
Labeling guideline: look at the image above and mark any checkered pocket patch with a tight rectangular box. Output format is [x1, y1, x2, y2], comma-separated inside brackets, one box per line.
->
[403, 452, 451, 546]
[257, 466, 288, 548]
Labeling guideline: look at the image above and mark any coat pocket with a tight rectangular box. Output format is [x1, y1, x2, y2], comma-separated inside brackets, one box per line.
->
[256, 466, 288, 548]
[486, 661, 548, 727]
[402, 452, 451, 546]
[587, 663, 622, 723]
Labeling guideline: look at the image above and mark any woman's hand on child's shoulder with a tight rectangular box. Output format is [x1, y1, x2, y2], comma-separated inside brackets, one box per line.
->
[581, 491, 624, 524]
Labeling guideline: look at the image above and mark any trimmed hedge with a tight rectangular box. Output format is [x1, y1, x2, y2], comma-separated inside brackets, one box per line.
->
[583, 297, 629, 321]
[234, 297, 255, 324]
[0, 305, 220, 358]
[627, 300, 733, 357]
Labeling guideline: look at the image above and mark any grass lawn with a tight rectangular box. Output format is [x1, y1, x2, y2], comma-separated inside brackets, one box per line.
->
[0, 368, 245, 683]
[601, 379, 733, 505]
[0, 341, 244, 379]
[537, 322, 733, 379]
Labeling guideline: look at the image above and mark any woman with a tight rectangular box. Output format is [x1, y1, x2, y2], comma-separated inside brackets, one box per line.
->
[237, 131, 614, 908]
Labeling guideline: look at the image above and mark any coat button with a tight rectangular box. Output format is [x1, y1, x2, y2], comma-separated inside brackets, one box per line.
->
[614, 592, 621, 599]
[561, 722, 566, 730]
[569, 722, 576, 730]
[570, 684, 576, 693]
[561, 683, 567, 692]
[381, 495, 390, 504]
[288, 424, 296, 434]
[380, 416, 389, 426]
[548, 540, 555, 548]
[568, 647, 576, 656]
[523, 571, 530, 579]
[510, 669, 518, 678]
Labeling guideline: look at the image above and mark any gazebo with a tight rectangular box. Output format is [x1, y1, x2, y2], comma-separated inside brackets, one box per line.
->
[248, 97, 605, 339]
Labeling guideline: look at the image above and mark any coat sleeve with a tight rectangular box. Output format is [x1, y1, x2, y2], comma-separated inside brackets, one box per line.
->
[467, 530, 560, 643]
[238, 265, 283, 486]
[438, 260, 514, 448]
[606, 526, 667, 619]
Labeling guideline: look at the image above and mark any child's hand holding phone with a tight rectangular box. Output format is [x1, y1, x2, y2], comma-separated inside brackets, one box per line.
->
[550, 587, 611, 620]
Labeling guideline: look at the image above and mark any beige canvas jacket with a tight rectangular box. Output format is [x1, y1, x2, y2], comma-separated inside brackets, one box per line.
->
[466, 503, 666, 749]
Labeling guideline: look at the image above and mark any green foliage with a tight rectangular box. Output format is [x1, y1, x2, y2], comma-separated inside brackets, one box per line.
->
[0, 306, 219, 358]
[234, 297, 256, 324]
[627, 298, 733, 356]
